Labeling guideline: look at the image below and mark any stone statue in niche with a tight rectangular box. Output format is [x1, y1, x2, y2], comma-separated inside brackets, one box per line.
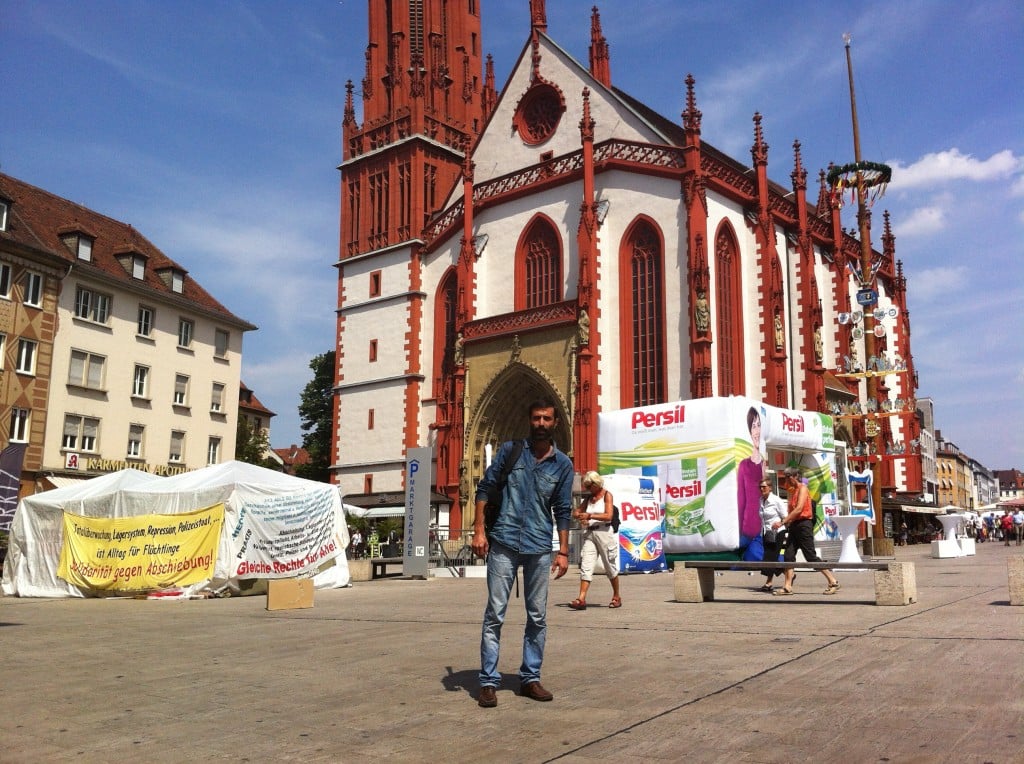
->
[453, 332, 464, 366]
[694, 291, 709, 334]
[813, 325, 823, 364]
[577, 308, 590, 346]
[773, 311, 783, 350]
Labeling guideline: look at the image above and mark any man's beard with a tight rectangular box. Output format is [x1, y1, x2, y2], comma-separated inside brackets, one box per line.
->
[531, 425, 551, 442]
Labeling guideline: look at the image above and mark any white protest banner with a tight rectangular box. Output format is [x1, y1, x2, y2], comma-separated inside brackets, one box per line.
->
[231, 487, 341, 578]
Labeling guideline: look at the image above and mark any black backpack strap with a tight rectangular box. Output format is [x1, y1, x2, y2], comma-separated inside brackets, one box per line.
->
[500, 440, 525, 485]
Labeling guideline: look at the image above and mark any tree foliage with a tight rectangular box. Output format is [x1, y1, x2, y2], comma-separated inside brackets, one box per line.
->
[296, 350, 335, 483]
[235, 417, 279, 469]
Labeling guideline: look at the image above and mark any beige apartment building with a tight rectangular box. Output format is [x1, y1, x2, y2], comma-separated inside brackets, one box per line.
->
[0, 173, 255, 499]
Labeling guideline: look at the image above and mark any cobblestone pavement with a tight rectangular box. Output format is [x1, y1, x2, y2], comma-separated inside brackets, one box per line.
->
[2, 543, 1022, 763]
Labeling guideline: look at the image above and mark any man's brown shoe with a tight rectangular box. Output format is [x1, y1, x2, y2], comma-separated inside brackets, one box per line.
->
[520, 681, 553, 701]
[478, 686, 497, 708]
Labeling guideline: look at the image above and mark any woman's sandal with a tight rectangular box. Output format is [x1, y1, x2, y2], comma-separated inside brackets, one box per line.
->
[608, 597, 622, 609]
[772, 587, 794, 596]
[568, 598, 587, 610]
[823, 582, 841, 595]
[758, 584, 774, 593]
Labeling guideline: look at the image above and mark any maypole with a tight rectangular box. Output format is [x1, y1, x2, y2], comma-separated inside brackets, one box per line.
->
[829, 34, 896, 555]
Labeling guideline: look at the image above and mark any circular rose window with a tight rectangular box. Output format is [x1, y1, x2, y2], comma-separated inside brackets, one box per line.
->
[513, 83, 564, 145]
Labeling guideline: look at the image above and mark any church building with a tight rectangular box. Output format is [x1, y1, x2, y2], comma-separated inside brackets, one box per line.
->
[331, 1, 921, 530]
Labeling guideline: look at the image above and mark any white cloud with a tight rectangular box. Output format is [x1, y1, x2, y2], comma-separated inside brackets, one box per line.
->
[895, 205, 947, 237]
[909, 265, 969, 301]
[891, 148, 1023, 189]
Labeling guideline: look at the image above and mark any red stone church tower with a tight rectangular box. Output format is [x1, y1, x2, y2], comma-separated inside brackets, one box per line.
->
[334, 2, 492, 509]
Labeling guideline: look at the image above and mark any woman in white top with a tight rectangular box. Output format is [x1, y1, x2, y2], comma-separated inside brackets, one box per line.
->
[757, 479, 788, 592]
[569, 471, 622, 610]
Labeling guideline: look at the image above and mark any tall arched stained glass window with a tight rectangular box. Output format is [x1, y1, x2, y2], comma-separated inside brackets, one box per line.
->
[518, 218, 562, 309]
[621, 219, 665, 408]
[715, 224, 745, 395]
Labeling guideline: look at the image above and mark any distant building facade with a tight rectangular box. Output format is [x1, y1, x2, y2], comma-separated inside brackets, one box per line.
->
[935, 431, 973, 509]
[271, 444, 310, 476]
[239, 381, 275, 442]
[996, 469, 1024, 502]
[0, 173, 255, 501]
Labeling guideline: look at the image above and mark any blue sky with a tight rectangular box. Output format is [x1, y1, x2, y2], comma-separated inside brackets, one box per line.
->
[3, 1, 1021, 470]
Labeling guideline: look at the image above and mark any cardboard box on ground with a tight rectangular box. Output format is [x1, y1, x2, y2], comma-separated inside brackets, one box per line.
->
[266, 578, 315, 610]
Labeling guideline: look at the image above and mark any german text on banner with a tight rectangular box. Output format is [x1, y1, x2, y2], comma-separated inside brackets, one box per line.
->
[0, 442, 27, 532]
[57, 504, 224, 591]
[230, 487, 340, 578]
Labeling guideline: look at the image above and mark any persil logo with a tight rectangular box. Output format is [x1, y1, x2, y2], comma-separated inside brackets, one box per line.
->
[631, 404, 685, 430]
[781, 413, 805, 433]
[620, 501, 662, 522]
[665, 480, 703, 499]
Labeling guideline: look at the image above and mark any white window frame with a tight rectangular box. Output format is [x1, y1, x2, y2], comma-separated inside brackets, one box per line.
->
[173, 374, 190, 406]
[169, 430, 185, 463]
[68, 349, 105, 389]
[132, 256, 145, 279]
[0, 201, 8, 231]
[23, 272, 42, 307]
[211, 382, 225, 412]
[171, 271, 184, 293]
[16, 339, 36, 374]
[132, 364, 149, 398]
[214, 328, 230, 358]
[207, 436, 221, 465]
[74, 286, 111, 324]
[127, 424, 144, 459]
[0, 263, 11, 298]
[10, 407, 29, 442]
[178, 318, 194, 348]
[63, 415, 99, 452]
[137, 305, 154, 337]
[77, 237, 93, 262]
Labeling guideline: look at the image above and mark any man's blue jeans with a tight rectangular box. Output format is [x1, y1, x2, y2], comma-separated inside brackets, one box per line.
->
[479, 540, 552, 688]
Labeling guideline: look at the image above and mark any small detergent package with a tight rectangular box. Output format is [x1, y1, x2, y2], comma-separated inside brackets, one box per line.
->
[602, 473, 665, 573]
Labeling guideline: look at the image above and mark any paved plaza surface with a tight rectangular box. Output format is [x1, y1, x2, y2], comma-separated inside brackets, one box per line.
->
[2, 542, 1022, 763]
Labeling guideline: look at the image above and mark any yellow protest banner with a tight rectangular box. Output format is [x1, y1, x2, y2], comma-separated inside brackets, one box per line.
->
[57, 504, 224, 591]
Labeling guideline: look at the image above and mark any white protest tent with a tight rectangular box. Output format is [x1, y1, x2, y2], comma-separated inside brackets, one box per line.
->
[2, 461, 352, 598]
[2, 468, 161, 598]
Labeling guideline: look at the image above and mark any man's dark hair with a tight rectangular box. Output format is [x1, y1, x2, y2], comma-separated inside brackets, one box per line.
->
[528, 397, 559, 418]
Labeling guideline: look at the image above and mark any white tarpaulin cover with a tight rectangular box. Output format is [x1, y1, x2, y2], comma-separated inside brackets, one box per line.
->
[2, 461, 351, 598]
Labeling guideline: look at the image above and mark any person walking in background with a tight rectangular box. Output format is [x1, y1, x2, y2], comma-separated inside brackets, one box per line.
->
[773, 467, 840, 597]
[471, 399, 574, 708]
[569, 471, 622, 610]
[1001, 510, 1013, 546]
[1013, 508, 1024, 546]
[757, 478, 788, 593]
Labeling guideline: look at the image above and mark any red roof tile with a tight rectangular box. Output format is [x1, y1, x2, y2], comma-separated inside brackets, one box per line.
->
[0, 173, 255, 329]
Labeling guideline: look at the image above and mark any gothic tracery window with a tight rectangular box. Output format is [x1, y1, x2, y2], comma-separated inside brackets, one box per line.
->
[517, 217, 562, 309]
[715, 224, 745, 395]
[622, 219, 665, 408]
[513, 83, 564, 145]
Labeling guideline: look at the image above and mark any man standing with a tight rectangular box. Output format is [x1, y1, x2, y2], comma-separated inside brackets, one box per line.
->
[471, 399, 574, 708]
[1013, 507, 1024, 546]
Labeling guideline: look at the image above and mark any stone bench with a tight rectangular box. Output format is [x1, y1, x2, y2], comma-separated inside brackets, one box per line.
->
[673, 560, 917, 606]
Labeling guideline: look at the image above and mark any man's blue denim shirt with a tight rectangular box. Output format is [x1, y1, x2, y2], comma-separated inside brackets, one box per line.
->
[475, 439, 574, 554]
